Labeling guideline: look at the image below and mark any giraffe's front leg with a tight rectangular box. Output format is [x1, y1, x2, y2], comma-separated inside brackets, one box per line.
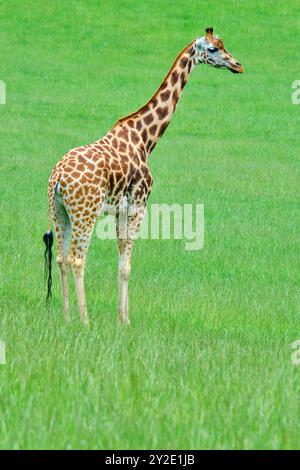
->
[116, 206, 146, 325]
[118, 242, 132, 325]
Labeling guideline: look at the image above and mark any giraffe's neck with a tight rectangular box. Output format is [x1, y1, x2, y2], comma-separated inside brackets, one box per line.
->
[112, 41, 196, 157]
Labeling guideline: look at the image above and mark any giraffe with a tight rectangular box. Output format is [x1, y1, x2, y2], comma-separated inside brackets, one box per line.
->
[43, 28, 243, 325]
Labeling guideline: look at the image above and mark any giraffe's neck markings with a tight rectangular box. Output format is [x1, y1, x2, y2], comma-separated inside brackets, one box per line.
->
[112, 42, 196, 158]
[143, 113, 154, 125]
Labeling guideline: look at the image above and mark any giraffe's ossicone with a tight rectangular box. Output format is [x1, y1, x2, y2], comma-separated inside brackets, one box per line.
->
[43, 28, 243, 325]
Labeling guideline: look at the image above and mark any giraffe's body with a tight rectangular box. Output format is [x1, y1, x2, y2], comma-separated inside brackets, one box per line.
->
[45, 29, 243, 325]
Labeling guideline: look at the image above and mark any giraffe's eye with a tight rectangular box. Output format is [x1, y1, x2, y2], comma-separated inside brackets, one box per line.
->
[208, 47, 218, 53]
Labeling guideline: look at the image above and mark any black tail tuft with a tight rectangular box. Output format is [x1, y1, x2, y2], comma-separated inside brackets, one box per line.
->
[43, 230, 54, 304]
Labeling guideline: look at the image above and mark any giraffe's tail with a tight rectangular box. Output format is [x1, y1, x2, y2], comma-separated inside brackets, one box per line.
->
[43, 208, 54, 304]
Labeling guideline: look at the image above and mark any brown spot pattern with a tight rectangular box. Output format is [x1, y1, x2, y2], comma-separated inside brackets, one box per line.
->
[149, 124, 157, 136]
[141, 128, 148, 144]
[179, 56, 188, 68]
[171, 70, 179, 85]
[143, 113, 154, 125]
[156, 106, 169, 120]
[172, 89, 179, 109]
[160, 90, 171, 101]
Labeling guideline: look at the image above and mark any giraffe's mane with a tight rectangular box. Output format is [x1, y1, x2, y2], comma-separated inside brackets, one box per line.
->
[115, 40, 195, 125]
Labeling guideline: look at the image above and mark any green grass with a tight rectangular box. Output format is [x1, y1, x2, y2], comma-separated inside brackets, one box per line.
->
[1, 0, 300, 449]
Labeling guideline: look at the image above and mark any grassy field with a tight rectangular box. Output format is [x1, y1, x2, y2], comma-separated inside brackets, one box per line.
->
[1, 0, 300, 449]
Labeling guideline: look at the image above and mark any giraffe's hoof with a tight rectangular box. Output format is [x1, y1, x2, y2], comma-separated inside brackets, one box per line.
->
[118, 318, 131, 327]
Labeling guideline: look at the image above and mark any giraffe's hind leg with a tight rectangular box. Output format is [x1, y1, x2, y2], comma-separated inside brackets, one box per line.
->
[68, 196, 104, 325]
[68, 217, 99, 326]
[53, 194, 72, 320]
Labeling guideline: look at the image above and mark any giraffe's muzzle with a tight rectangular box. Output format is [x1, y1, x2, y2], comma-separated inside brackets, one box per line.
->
[228, 62, 244, 74]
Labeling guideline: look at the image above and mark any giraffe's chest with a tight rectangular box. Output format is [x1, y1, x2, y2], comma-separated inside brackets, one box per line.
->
[103, 166, 153, 213]
[104, 157, 153, 208]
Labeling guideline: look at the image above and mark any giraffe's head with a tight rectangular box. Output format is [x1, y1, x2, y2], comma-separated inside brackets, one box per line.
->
[194, 27, 243, 74]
